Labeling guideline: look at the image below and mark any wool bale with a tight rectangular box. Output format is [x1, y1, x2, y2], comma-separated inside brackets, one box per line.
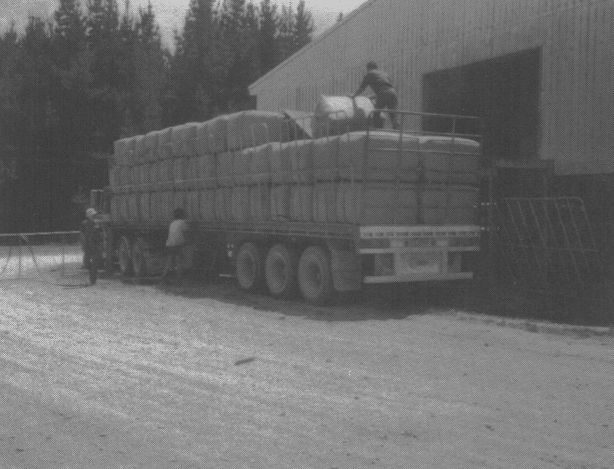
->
[199, 189, 216, 221]
[284, 139, 313, 183]
[216, 152, 234, 187]
[185, 190, 200, 220]
[226, 110, 289, 151]
[247, 143, 274, 184]
[127, 192, 139, 220]
[232, 148, 251, 182]
[157, 127, 173, 160]
[171, 122, 199, 157]
[337, 131, 421, 182]
[133, 135, 146, 161]
[173, 190, 187, 215]
[113, 137, 136, 165]
[231, 186, 250, 222]
[249, 185, 271, 221]
[313, 96, 374, 138]
[422, 185, 479, 225]
[312, 136, 341, 181]
[143, 131, 159, 160]
[313, 182, 338, 223]
[109, 166, 120, 187]
[270, 143, 292, 184]
[206, 115, 231, 154]
[215, 187, 233, 221]
[197, 153, 216, 183]
[336, 182, 419, 225]
[290, 185, 313, 222]
[173, 157, 190, 185]
[271, 185, 291, 220]
[160, 191, 174, 221]
[195, 123, 214, 157]
[138, 192, 150, 221]
[418, 136, 481, 185]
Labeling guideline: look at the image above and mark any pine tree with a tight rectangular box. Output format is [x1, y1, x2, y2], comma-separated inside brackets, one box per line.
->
[258, 0, 279, 74]
[292, 0, 313, 54]
[277, 3, 294, 60]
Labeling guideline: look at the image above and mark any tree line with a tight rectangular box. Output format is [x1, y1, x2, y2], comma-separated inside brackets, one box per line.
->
[0, 0, 314, 232]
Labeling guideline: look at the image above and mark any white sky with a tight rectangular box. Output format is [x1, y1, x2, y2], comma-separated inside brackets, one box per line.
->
[144, 0, 366, 41]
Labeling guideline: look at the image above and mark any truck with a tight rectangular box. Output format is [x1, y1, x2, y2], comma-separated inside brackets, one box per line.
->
[97, 98, 483, 304]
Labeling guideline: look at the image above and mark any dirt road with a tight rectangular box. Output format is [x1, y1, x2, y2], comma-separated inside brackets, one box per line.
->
[0, 277, 612, 468]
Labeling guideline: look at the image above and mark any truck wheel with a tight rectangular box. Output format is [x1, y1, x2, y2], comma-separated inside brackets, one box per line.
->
[118, 235, 133, 277]
[298, 246, 334, 305]
[132, 238, 150, 279]
[265, 244, 298, 299]
[236, 242, 264, 292]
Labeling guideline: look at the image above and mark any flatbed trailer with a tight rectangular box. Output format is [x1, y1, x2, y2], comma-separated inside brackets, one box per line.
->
[99, 109, 484, 304]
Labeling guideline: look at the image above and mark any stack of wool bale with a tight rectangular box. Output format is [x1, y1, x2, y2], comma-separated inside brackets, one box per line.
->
[110, 110, 292, 224]
[110, 104, 480, 227]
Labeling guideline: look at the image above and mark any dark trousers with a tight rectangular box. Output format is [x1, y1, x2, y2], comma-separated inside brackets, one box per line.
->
[373, 89, 399, 129]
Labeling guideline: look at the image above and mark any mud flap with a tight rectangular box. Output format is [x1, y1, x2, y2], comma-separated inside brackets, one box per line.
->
[330, 247, 362, 292]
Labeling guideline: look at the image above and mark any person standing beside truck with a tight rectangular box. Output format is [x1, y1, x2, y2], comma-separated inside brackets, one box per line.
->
[161, 208, 189, 284]
[353, 61, 400, 130]
[81, 207, 103, 285]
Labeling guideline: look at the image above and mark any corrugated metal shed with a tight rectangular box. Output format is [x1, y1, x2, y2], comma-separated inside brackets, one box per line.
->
[249, 0, 614, 176]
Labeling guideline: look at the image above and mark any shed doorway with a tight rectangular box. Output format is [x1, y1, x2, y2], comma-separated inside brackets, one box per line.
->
[422, 48, 541, 163]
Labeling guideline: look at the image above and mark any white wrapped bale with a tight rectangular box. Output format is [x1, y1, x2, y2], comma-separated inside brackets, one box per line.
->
[290, 185, 313, 222]
[171, 122, 199, 157]
[313, 183, 338, 223]
[113, 137, 136, 165]
[418, 136, 480, 185]
[173, 191, 187, 215]
[157, 127, 173, 159]
[199, 189, 216, 221]
[216, 152, 234, 187]
[338, 131, 421, 182]
[271, 185, 290, 220]
[133, 135, 146, 161]
[232, 148, 251, 181]
[143, 131, 159, 160]
[313, 95, 374, 138]
[197, 154, 216, 186]
[422, 185, 479, 225]
[195, 123, 214, 157]
[249, 185, 271, 221]
[312, 136, 340, 181]
[215, 187, 233, 221]
[138, 192, 151, 221]
[231, 186, 250, 222]
[277, 139, 313, 183]
[270, 143, 291, 184]
[226, 110, 289, 151]
[336, 182, 419, 225]
[204, 115, 232, 154]
[249, 143, 274, 184]
[186, 190, 200, 220]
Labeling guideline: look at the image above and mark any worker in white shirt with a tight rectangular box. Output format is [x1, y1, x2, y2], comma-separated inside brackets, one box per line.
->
[161, 208, 189, 283]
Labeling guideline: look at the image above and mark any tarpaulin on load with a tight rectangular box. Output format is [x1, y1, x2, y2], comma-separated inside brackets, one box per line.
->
[417, 136, 481, 185]
[171, 122, 199, 157]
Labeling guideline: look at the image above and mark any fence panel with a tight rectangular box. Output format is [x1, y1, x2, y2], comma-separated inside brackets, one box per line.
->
[0, 231, 90, 286]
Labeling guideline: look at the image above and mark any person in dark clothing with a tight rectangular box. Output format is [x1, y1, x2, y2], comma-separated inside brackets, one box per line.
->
[353, 61, 399, 130]
[81, 208, 103, 284]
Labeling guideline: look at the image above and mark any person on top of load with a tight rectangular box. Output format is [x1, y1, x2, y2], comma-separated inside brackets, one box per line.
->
[352, 61, 399, 130]
[81, 207, 103, 284]
[161, 208, 189, 284]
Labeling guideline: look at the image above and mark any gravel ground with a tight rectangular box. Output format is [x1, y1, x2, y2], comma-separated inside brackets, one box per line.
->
[0, 275, 613, 468]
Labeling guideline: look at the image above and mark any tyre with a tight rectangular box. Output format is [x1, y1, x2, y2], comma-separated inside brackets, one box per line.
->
[132, 237, 150, 279]
[235, 242, 264, 291]
[265, 244, 298, 299]
[118, 235, 133, 277]
[298, 246, 334, 305]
